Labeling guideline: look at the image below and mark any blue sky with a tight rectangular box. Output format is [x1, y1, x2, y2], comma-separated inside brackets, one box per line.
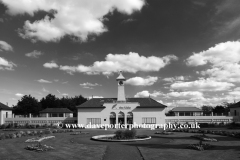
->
[0, 0, 240, 110]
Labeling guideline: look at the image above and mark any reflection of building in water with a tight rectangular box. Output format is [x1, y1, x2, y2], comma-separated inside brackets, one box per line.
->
[77, 71, 167, 127]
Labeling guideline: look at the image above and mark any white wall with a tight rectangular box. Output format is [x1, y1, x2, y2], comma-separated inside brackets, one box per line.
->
[0, 110, 12, 125]
[78, 102, 166, 127]
[230, 107, 240, 116]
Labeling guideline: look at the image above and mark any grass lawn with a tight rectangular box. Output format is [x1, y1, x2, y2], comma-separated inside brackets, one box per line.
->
[0, 131, 107, 160]
[138, 132, 240, 160]
[0, 128, 239, 160]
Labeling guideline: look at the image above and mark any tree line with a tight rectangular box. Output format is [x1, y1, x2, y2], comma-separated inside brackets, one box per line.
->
[166, 102, 235, 116]
[12, 94, 87, 117]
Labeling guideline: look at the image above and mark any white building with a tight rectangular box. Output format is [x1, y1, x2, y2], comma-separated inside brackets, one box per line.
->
[0, 102, 13, 125]
[77, 71, 167, 128]
[230, 103, 240, 117]
[171, 107, 203, 116]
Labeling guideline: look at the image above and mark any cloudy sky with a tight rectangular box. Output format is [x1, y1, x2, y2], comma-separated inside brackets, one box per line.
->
[0, 0, 240, 110]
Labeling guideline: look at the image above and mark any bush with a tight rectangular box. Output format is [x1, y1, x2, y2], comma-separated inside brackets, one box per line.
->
[114, 129, 137, 139]
[52, 129, 57, 133]
[5, 134, 10, 139]
[33, 130, 38, 135]
[44, 129, 52, 134]
[0, 133, 5, 140]
[21, 131, 27, 136]
[16, 133, 22, 138]
[26, 131, 32, 135]
[123, 129, 136, 139]
[38, 130, 43, 135]
[115, 130, 124, 139]
[9, 133, 17, 139]
[0, 124, 6, 129]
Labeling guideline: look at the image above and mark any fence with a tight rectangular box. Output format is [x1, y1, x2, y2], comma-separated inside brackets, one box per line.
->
[3, 116, 77, 125]
[165, 115, 240, 124]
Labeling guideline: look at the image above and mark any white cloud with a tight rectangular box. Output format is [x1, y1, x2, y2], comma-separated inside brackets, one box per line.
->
[134, 90, 162, 98]
[166, 100, 200, 108]
[37, 79, 52, 83]
[186, 41, 240, 82]
[166, 91, 203, 99]
[88, 96, 104, 99]
[62, 81, 68, 84]
[62, 93, 68, 96]
[42, 87, 49, 93]
[0, 40, 13, 51]
[80, 82, 102, 89]
[163, 76, 190, 83]
[0, 57, 17, 70]
[125, 76, 158, 86]
[15, 93, 24, 97]
[2, 0, 145, 42]
[43, 61, 59, 69]
[25, 50, 43, 58]
[170, 79, 234, 92]
[186, 41, 240, 66]
[157, 100, 163, 104]
[59, 52, 178, 75]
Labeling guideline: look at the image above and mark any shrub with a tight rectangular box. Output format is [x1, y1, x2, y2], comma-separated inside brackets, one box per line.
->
[52, 129, 57, 133]
[0, 133, 5, 140]
[44, 129, 52, 134]
[9, 133, 17, 139]
[123, 129, 136, 139]
[5, 134, 10, 139]
[21, 131, 27, 136]
[16, 133, 22, 138]
[0, 124, 6, 129]
[114, 130, 124, 139]
[26, 131, 32, 135]
[38, 130, 43, 134]
[33, 130, 38, 135]
[31, 125, 36, 129]
[114, 129, 137, 139]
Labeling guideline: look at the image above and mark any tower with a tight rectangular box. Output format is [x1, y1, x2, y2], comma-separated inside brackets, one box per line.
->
[116, 71, 126, 102]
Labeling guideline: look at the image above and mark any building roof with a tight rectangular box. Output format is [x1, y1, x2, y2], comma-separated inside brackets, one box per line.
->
[39, 108, 73, 113]
[171, 107, 202, 112]
[116, 71, 126, 81]
[77, 98, 167, 108]
[0, 102, 12, 110]
[229, 102, 240, 108]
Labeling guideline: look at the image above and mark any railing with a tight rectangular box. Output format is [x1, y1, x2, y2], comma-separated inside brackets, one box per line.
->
[3, 117, 77, 125]
[165, 115, 240, 124]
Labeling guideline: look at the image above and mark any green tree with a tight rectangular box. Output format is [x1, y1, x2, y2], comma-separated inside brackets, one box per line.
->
[13, 95, 42, 116]
[40, 94, 60, 109]
[201, 105, 213, 115]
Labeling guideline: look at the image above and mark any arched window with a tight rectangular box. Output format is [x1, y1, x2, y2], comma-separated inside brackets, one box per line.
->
[110, 112, 116, 118]
[118, 111, 124, 118]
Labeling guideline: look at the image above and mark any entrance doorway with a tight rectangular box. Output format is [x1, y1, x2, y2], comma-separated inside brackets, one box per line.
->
[127, 112, 133, 125]
[110, 112, 116, 125]
[118, 112, 125, 125]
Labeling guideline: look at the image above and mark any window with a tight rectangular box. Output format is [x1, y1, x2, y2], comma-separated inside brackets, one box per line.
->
[59, 113, 64, 117]
[142, 117, 156, 124]
[87, 118, 101, 125]
[6, 112, 8, 118]
[51, 113, 58, 117]
[234, 110, 237, 116]
[179, 112, 184, 116]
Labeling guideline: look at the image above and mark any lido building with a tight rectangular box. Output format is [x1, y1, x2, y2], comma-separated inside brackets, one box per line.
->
[77, 71, 167, 127]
